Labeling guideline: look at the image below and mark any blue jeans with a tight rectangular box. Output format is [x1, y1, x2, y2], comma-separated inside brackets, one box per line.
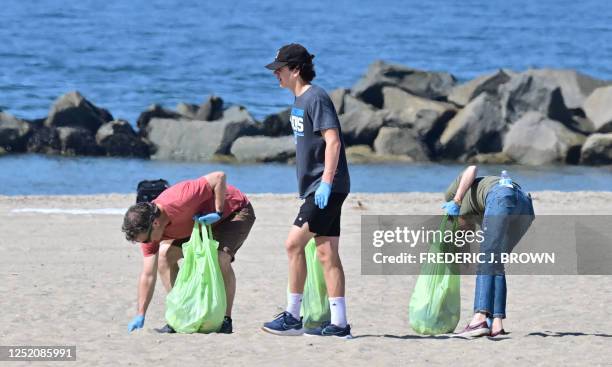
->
[474, 185, 534, 319]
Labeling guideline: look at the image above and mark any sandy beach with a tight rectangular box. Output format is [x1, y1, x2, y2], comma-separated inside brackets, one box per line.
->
[1, 192, 611, 366]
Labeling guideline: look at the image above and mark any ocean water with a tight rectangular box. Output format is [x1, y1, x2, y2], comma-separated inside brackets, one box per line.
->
[0, 154, 610, 195]
[2, 0, 611, 124]
[1, 0, 611, 195]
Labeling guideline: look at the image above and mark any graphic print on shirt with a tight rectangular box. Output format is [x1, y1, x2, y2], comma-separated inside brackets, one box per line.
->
[290, 107, 305, 140]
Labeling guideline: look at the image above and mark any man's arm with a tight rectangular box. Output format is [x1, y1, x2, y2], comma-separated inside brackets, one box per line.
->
[137, 254, 158, 315]
[321, 128, 341, 184]
[204, 171, 227, 213]
[128, 253, 157, 332]
[453, 165, 478, 204]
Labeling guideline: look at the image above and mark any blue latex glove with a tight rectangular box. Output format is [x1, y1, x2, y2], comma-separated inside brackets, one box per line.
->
[441, 201, 460, 216]
[314, 182, 332, 209]
[194, 212, 221, 225]
[128, 315, 145, 332]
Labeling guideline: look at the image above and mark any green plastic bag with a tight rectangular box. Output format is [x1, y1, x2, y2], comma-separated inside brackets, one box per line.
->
[300, 239, 330, 328]
[409, 215, 460, 335]
[165, 223, 227, 333]
[286, 239, 330, 328]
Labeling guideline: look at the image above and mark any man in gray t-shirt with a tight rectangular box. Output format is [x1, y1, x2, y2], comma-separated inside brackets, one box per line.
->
[291, 84, 350, 198]
[261, 43, 352, 338]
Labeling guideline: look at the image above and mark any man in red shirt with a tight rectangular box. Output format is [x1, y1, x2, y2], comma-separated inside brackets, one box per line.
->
[122, 171, 255, 334]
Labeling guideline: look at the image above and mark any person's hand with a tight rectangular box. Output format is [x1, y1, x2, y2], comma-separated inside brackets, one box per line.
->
[128, 315, 145, 332]
[441, 201, 460, 216]
[314, 182, 332, 209]
[194, 212, 221, 225]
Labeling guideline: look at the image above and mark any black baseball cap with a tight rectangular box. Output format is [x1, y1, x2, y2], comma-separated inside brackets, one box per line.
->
[265, 43, 314, 70]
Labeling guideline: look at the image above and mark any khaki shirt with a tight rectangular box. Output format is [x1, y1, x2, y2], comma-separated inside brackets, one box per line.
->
[444, 172, 499, 216]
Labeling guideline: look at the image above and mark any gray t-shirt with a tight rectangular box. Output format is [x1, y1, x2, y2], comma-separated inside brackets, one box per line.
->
[290, 84, 350, 198]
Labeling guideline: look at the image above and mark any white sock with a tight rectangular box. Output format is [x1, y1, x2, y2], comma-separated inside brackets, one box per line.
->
[286, 293, 303, 320]
[329, 297, 347, 327]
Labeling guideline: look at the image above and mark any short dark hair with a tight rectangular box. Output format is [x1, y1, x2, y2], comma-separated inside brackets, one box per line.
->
[288, 61, 316, 82]
[122, 202, 159, 242]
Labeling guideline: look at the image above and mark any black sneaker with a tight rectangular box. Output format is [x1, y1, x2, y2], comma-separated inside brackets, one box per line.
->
[305, 322, 352, 339]
[155, 324, 176, 334]
[218, 316, 233, 334]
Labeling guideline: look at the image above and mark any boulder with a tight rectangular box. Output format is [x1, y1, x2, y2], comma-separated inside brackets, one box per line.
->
[56, 127, 101, 156]
[342, 94, 376, 115]
[382, 86, 456, 144]
[146, 117, 260, 161]
[194, 95, 224, 121]
[499, 73, 575, 128]
[176, 102, 199, 119]
[231, 135, 295, 163]
[136, 104, 182, 133]
[582, 86, 612, 132]
[373, 127, 429, 161]
[27, 127, 61, 154]
[352, 60, 456, 107]
[329, 88, 350, 114]
[339, 108, 386, 146]
[96, 120, 150, 158]
[0, 111, 32, 152]
[447, 70, 513, 106]
[221, 105, 256, 124]
[260, 108, 292, 136]
[438, 93, 505, 158]
[503, 112, 586, 165]
[580, 133, 612, 165]
[44, 91, 113, 133]
[524, 69, 609, 109]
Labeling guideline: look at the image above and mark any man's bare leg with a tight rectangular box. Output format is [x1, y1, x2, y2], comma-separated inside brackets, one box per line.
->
[314, 236, 344, 297]
[157, 242, 183, 293]
[286, 223, 315, 294]
[218, 251, 235, 317]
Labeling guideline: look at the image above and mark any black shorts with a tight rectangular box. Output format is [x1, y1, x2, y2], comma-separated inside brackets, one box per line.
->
[293, 193, 347, 237]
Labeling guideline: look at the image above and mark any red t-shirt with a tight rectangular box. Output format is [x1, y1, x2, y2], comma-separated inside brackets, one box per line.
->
[140, 176, 249, 256]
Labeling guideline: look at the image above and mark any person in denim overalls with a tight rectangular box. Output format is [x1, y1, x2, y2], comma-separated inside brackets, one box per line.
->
[442, 165, 535, 337]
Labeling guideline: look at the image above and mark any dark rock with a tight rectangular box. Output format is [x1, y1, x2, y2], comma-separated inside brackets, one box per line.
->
[582, 86, 612, 133]
[27, 126, 61, 154]
[57, 127, 101, 156]
[176, 103, 200, 119]
[381, 86, 456, 147]
[136, 104, 182, 133]
[342, 94, 376, 115]
[329, 88, 350, 115]
[524, 69, 609, 109]
[499, 73, 575, 129]
[96, 120, 150, 158]
[195, 95, 224, 121]
[447, 69, 513, 106]
[503, 111, 586, 165]
[0, 111, 32, 153]
[44, 91, 113, 133]
[580, 133, 612, 165]
[339, 108, 386, 146]
[352, 60, 456, 107]
[260, 108, 292, 136]
[438, 93, 505, 158]
[373, 127, 430, 161]
[231, 136, 295, 163]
